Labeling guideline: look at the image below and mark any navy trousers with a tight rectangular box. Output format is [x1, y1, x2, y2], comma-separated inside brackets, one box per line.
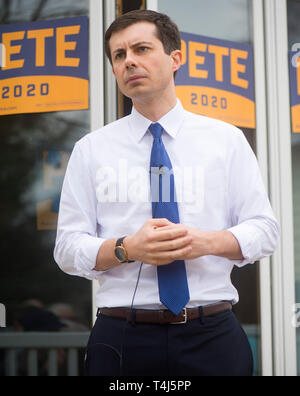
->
[85, 310, 253, 376]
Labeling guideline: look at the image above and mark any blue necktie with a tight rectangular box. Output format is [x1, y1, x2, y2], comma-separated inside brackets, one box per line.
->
[149, 123, 190, 315]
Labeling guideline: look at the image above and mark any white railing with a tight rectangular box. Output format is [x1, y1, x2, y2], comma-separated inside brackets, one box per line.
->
[0, 332, 90, 376]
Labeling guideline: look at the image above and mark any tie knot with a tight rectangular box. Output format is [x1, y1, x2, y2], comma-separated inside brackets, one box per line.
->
[149, 123, 163, 140]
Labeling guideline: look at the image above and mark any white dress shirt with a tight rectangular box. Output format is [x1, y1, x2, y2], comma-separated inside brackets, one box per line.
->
[54, 100, 280, 309]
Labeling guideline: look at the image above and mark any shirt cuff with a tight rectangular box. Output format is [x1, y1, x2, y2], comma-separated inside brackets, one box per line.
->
[74, 236, 108, 280]
[227, 223, 259, 268]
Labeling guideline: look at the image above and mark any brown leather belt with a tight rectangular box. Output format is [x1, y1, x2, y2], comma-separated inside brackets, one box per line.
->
[100, 301, 232, 325]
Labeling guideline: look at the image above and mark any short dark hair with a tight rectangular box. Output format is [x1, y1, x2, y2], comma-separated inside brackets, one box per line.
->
[104, 10, 181, 64]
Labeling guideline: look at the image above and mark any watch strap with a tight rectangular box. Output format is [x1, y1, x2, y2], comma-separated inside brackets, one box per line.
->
[116, 236, 126, 247]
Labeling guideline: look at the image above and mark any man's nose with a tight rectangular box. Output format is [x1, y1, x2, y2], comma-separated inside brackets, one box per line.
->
[125, 51, 137, 68]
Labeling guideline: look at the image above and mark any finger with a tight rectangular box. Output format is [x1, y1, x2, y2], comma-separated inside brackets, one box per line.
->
[150, 218, 172, 227]
[153, 235, 192, 252]
[154, 224, 175, 231]
[154, 223, 188, 233]
[151, 245, 192, 266]
[152, 226, 188, 242]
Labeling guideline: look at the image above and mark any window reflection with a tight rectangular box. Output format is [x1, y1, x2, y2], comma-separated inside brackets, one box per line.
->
[0, 0, 88, 23]
[157, 0, 252, 43]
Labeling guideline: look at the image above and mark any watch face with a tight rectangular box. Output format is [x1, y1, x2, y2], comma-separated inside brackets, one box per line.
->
[115, 247, 126, 262]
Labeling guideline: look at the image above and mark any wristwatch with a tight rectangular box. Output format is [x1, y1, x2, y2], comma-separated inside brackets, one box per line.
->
[114, 237, 134, 264]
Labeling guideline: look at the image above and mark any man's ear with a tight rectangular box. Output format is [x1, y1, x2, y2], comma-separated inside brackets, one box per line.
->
[171, 50, 182, 73]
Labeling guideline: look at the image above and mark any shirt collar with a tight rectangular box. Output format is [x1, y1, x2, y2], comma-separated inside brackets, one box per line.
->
[128, 99, 185, 143]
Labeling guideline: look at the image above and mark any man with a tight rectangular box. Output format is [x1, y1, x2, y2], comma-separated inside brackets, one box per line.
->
[54, 10, 279, 376]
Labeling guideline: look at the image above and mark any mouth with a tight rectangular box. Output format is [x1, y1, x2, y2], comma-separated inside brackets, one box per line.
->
[126, 75, 146, 84]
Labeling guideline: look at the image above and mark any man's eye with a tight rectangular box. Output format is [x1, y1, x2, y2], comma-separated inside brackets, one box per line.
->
[139, 47, 149, 52]
[115, 53, 125, 60]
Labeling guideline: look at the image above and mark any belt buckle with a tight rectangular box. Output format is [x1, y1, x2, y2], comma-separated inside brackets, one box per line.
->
[171, 308, 187, 325]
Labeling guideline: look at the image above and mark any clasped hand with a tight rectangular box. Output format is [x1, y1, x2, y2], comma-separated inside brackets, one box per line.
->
[125, 218, 212, 266]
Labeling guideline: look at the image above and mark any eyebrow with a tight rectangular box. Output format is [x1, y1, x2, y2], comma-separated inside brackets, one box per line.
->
[112, 41, 153, 55]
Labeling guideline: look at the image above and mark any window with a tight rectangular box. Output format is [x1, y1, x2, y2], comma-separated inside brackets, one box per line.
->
[0, 0, 92, 333]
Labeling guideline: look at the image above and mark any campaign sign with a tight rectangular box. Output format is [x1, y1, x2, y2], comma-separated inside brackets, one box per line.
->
[176, 32, 255, 129]
[289, 50, 300, 133]
[0, 17, 88, 116]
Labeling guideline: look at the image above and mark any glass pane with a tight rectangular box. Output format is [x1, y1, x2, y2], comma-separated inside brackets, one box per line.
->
[157, 0, 260, 375]
[0, 0, 92, 348]
[288, 0, 300, 377]
[158, 0, 252, 43]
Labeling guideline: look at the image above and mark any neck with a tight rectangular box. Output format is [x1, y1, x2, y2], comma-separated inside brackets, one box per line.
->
[132, 90, 177, 122]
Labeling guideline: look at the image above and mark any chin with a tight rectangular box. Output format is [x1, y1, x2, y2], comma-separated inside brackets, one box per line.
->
[123, 87, 152, 100]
